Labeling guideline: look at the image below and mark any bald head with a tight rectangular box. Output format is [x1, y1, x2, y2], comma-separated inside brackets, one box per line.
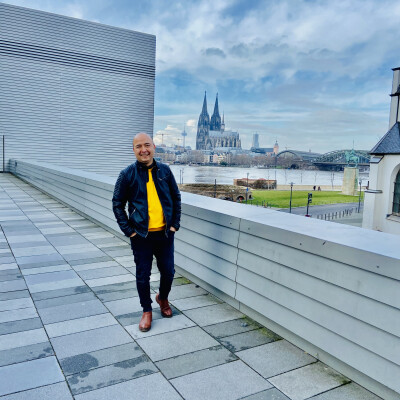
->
[133, 132, 155, 166]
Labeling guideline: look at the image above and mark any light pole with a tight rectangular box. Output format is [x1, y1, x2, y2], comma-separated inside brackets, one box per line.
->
[358, 178, 362, 213]
[246, 172, 249, 203]
[289, 182, 294, 213]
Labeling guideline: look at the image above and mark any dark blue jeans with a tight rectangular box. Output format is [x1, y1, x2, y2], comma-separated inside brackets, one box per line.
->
[130, 231, 175, 312]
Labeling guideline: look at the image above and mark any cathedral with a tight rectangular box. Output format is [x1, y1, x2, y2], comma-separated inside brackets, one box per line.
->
[196, 92, 241, 151]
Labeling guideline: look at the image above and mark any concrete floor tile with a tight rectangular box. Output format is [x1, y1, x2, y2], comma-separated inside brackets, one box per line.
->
[104, 296, 144, 315]
[0, 307, 38, 323]
[74, 372, 182, 400]
[60, 342, 144, 375]
[28, 278, 85, 293]
[137, 326, 219, 362]
[0, 356, 64, 396]
[203, 317, 263, 339]
[184, 303, 244, 326]
[0, 279, 26, 293]
[31, 285, 90, 301]
[168, 283, 208, 300]
[24, 270, 79, 285]
[0, 328, 48, 351]
[170, 294, 222, 311]
[38, 299, 107, 324]
[85, 274, 135, 288]
[310, 382, 383, 400]
[96, 287, 138, 302]
[51, 324, 133, 359]
[73, 260, 120, 272]
[0, 317, 43, 335]
[0, 297, 34, 312]
[0, 381, 73, 400]
[92, 280, 136, 294]
[63, 250, 107, 262]
[78, 266, 129, 280]
[0, 263, 18, 271]
[34, 291, 96, 309]
[45, 313, 117, 337]
[156, 344, 237, 379]
[16, 253, 65, 266]
[0, 290, 30, 301]
[171, 360, 272, 400]
[241, 388, 290, 400]
[236, 340, 316, 379]
[219, 328, 280, 352]
[127, 314, 196, 339]
[67, 354, 158, 395]
[21, 264, 71, 275]
[11, 246, 57, 258]
[269, 362, 350, 400]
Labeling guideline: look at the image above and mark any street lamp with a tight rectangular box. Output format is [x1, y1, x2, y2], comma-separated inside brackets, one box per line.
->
[246, 172, 249, 203]
[358, 178, 362, 213]
[289, 182, 294, 213]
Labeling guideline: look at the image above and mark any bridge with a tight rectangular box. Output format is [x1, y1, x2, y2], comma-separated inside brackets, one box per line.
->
[313, 150, 371, 171]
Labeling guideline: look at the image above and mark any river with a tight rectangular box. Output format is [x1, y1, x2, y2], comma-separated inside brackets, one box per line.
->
[169, 165, 370, 186]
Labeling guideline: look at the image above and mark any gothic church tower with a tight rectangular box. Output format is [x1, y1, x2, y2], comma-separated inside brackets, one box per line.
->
[210, 93, 221, 131]
[196, 92, 210, 150]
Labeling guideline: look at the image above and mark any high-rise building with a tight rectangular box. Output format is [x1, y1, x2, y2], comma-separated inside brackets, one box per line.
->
[252, 133, 260, 149]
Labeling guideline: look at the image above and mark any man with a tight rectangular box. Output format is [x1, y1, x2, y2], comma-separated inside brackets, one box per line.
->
[112, 133, 181, 332]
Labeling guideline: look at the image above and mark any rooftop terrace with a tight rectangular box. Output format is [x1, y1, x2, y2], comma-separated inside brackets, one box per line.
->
[0, 173, 385, 399]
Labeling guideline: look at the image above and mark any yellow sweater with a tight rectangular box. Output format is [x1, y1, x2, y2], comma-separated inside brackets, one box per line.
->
[147, 168, 165, 231]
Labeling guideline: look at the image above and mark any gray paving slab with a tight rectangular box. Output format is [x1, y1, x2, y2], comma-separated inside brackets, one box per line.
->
[45, 313, 117, 337]
[0, 263, 18, 271]
[203, 317, 263, 339]
[0, 290, 30, 301]
[0, 297, 34, 311]
[127, 314, 196, 339]
[24, 270, 80, 285]
[18, 259, 69, 269]
[310, 382, 383, 399]
[16, 253, 65, 266]
[219, 328, 280, 352]
[28, 278, 85, 293]
[91, 280, 137, 294]
[236, 340, 317, 378]
[241, 388, 290, 400]
[0, 317, 43, 335]
[69, 256, 113, 266]
[51, 324, 134, 359]
[74, 372, 182, 400]
[0, 356, 64, 396]
[104, 296, 143, 315]
[34, 291, 96, 309]
[170, 360, 272, 400]
[38, 299, 107, 324]
[184, 303, 244, 326]
[168, 283, 208, 300]
[0, 256, 16, 265]
[96, 287, 138, 302]
[156, 344, 238, 379]
[137, 326, 219, 362]
[21, 264, 71, 275]
[31, 285, 90, 301]
[67, 354, 158, 395]
[0, 381, 73, 400]
[0, 279, 26, 293]
[0, 328, 48, 351]
[63, 250, 107, 262]
[0, 307, 38, 323]
[60, 342, 144, 375]
[11, 246, 57, 258]
[269, 362, 350, 400]
[73, 260, 120, 272]
[77, 265, 129, 280]
[115, 306, 180, 326]
[170, 293, 222, 310]
[0, 271, 20, 282]
[85, 274, 135, 288]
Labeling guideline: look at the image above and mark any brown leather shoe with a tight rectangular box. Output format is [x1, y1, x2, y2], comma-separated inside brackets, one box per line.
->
[139, 311, 152, 332]
[156, 293, 172, 318]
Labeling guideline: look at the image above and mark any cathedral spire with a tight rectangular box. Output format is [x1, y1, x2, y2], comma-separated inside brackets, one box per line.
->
[210, 93, 221, 131]
[201, 91, 208, 115]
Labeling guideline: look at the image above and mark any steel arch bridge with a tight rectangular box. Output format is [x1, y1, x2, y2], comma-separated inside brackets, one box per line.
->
[313, 150, 370, 170]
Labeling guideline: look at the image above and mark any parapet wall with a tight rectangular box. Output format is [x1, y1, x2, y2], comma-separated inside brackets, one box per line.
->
[10, 159, 400, 400]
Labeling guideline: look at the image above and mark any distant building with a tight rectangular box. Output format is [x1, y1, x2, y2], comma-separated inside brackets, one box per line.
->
[363, 67, 400, 235]
[252, 133, 260, 149]
[196, 93, 241, 151]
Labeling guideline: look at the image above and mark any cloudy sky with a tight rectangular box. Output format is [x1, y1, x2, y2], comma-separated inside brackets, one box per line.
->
[4, 0, 400, 152]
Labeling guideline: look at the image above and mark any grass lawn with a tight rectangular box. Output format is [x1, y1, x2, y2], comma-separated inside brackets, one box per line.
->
[251, 190, 364, 208]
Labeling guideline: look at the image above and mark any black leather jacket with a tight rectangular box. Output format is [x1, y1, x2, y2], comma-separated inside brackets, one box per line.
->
[112, 161, 181, 238]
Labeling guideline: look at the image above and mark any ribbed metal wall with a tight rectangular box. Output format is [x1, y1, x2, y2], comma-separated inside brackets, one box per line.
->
[0, 3, 155, 176]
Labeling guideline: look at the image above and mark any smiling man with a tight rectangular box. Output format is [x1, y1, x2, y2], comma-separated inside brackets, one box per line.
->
[112, 133, 181, 332]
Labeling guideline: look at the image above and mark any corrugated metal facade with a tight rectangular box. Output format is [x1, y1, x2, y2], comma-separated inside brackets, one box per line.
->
[0, 3, 156, 176]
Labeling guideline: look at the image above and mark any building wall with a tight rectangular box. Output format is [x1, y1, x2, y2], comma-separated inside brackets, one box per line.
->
[0, 3, 155, 176]
[363, 155, 400, 234]
[10, 159, 400, 400]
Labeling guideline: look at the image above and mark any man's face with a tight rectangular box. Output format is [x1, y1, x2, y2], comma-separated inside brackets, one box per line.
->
[133, 133, 155, 166]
